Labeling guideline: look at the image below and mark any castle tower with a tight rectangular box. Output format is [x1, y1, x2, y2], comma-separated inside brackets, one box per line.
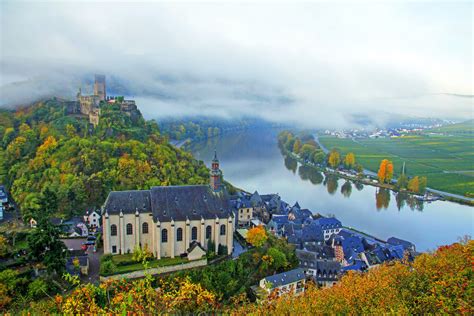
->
[94, 74, 106, 101]
[210, 150, 222, 192]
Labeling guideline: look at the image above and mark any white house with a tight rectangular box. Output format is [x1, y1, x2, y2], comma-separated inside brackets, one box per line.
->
[258, 268, 306, 296]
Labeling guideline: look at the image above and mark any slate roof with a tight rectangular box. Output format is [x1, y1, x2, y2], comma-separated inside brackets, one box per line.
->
[296, 252, 341, 282]
[301, 223, 324, 243]
[302, 243, 335, 259]
[263, 268, 306, 288]
[341, 259, 367, 272]
[315, 217, 342, 230]
[103, 185, 233, 222]
[336, 230, 365, 262]
[387, 237, 415, 251]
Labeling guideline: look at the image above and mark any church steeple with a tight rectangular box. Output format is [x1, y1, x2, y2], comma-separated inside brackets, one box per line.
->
[210, 150, 222, 192]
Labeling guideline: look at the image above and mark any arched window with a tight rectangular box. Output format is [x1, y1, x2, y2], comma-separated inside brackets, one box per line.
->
[126, 223, 133, 235]
[191, 227, 198, 240]
[176, 228, 183, 241]
[110, 224, 117, 236]
[162, 229, 168, 243]
[142, 222, 149, 234]
[220, 224, 226, 236]
[206, 225, 212, 239]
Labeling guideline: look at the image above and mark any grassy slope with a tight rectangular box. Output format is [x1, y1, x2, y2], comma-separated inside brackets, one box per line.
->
[318, 134, 474, 196]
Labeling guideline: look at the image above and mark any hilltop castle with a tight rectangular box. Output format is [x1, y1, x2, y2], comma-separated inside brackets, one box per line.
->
[67, 75, 139, 127]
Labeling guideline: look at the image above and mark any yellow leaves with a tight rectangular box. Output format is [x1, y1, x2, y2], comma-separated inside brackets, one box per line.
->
[377, 159, 394, 184]
[246, 225, 268, 248]
[37, 136, 58, 155]
[328, 149, 341, 168]
[408, 176, 420, 193]
[344, 152, 356, 168]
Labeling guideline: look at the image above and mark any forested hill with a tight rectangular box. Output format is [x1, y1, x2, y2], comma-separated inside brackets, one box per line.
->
[0, 99, 209, 220]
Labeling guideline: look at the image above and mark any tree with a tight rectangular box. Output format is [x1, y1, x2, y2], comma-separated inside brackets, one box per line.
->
[27, 190, 66, 274]
[419, 176, 427, 194]
[266, 247, 288, 270]
[397, 173, 408, 189]
[0, 235, 9, 258]
[408, 176, 420, 193]
[246, 225, 268, 248]
[312, 151, 325, 165]
[293, 139, 302, 154]
[344, 152, 356, 169]
[328, 149, 341, 169]
[377, 159, 394, 184]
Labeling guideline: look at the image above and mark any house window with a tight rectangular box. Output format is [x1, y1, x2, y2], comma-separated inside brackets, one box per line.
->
[191, 227, 198, 240]
[176, 228, 183, 241]
[112, 245, 117, 253]
[162, 229, 168, 243]
[247, 215, 250, 219]
[206, 225, 212, 239]
[220, 224, 226, 236]
[126, 223, 133, 235]
[110, 224, 117, 236]
[142, 222, 149, 234]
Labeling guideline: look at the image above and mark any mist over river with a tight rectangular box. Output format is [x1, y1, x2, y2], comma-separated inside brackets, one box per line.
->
[189, 128, 473, 251]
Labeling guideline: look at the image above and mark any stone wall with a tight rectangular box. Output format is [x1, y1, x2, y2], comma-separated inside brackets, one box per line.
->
[99, 258, 207, 281]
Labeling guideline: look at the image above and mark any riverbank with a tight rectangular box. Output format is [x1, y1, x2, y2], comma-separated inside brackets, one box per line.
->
[316, 134, 474, 200]
[281, 146, 474, 207]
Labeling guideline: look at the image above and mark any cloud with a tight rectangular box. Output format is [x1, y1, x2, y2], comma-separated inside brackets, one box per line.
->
[0, 1, 472, 128]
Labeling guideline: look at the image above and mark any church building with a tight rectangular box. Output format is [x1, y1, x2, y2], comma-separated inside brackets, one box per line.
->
[102, 152, 234, 258]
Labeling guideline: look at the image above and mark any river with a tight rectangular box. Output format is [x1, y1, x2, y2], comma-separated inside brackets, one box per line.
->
[188, 128, 473, 251]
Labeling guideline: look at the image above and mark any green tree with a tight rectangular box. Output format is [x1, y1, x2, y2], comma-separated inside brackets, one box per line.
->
[266, 247, 288, 270]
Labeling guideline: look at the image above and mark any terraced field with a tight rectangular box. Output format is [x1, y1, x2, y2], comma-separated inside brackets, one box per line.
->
[318, 134, 474, 197]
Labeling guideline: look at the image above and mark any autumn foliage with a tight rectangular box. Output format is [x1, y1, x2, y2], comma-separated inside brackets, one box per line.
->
[246, 225, 268, 248]
[344, 152, 356, 168]
[49, 276, 218, 314]
[328, 149, 341, 168]
[232, 239, 474, 315]
[377, 159, 394, 183]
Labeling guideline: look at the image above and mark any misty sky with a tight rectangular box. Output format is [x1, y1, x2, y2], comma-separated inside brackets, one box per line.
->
[1, 1, 472, 128]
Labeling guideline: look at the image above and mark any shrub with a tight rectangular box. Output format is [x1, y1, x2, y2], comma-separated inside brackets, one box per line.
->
[100, 260, 117, 276]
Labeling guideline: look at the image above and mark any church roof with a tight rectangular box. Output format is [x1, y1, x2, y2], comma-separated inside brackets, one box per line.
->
[103, 185, 233, 222]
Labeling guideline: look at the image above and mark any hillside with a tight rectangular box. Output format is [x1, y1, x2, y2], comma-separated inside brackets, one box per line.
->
[429, 119, 474, 135]
[15, 239, 473, 314]
[0, 99, 210, 220]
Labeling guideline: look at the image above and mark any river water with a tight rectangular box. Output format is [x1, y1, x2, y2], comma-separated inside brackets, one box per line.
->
[189, 128, 473, 251]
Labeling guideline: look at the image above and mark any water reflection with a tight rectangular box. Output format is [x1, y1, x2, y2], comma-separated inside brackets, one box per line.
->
[341, 181, 352, 198]
[284, 155, 297, 174]
[189, 129, 473, 251]
[375, 188, 391, 210]
[298, 165, 324, 185]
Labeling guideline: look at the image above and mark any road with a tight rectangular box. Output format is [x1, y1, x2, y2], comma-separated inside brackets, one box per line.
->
[62, 238, 102, 284]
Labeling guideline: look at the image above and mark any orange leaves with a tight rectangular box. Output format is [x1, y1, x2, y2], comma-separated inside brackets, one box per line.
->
[246, 225, 268, 248]
[231, 240, 473, 315]
[37, 136, 58, 155]
[344, 152, 356, 168]
[377, 159, 394, 184]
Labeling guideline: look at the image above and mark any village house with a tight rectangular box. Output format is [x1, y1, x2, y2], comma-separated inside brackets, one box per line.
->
[84, 209, 101, 230]
[315, 217, 342, 240]
[233, 197, 253, 227]
[297, 249, 341, 287]
[66, 250, 89, 276]
[257, 268, 306, 297]
[102, 152, 234, 258]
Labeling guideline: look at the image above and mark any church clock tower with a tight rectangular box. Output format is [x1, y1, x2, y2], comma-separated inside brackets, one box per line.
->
[210, 150, 222, 192]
